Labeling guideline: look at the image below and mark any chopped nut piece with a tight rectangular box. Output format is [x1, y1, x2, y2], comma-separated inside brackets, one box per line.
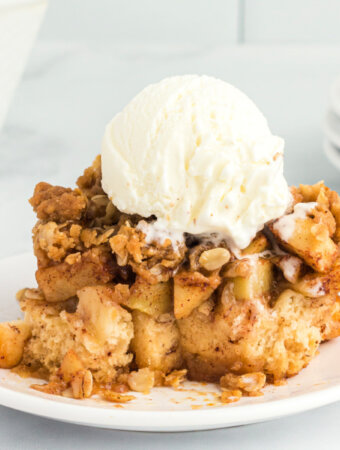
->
[107, 383, 129, 393]
[220, 372, 266, 394]
[199, 248, 230, 271]
[91, 194, 109, 207]
[31, 381, 66, 395]
[19, 288, 44, 301]
[189, 243, 213, 271]
[71, 369, 93, 399]
[164, 369, 187, 388]
[101, 390, 135, 403]
[65, 252, 82, 265]
[81, 228, 115, 248]
[57, 350, 93, 398]
[220, 389, 242, 404]
[127, 368, 155, 393]
[247, 390, 264, 397]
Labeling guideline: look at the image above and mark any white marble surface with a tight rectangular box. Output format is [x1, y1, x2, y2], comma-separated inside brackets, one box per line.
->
[1, 41, 340, 448]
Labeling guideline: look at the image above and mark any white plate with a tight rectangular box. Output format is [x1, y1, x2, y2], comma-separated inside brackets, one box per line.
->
[1, 253, 340, 432]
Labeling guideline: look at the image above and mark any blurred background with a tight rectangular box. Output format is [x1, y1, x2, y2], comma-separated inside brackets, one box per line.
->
[1, 0, 340, 257]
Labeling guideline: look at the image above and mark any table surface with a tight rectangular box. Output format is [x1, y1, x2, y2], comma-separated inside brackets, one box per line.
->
[1, 42, 340, 448]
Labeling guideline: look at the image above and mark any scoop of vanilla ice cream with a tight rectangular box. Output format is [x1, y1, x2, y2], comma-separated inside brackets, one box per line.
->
[102, 75, 291, 249]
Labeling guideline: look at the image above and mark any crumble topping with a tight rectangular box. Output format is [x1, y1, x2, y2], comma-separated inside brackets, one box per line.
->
[30, 182, 86, 222]
[110, 222, 187, 284]
[2, 155, 340, 406]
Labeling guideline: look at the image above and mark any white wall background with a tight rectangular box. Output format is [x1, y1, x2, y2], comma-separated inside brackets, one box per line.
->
[38, 0, 340, 45]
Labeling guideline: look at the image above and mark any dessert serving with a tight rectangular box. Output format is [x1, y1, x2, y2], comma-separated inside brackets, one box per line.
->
[1, 75, 340, 404]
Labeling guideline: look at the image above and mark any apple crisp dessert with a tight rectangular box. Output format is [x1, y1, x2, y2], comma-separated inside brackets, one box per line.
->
[1, 155, 340, 403]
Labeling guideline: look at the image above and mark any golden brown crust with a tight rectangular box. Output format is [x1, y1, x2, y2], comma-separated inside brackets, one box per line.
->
[32, 220, 117, 269]
[33, 222, 83, 268]
[76, 154, 104, 199]
[30, 182, 86, 223]
[110, 223, 186, 284]
[4, 158, 340, 403]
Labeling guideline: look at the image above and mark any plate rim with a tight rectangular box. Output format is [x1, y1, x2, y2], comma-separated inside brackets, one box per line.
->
[1, 378, 340, 431]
